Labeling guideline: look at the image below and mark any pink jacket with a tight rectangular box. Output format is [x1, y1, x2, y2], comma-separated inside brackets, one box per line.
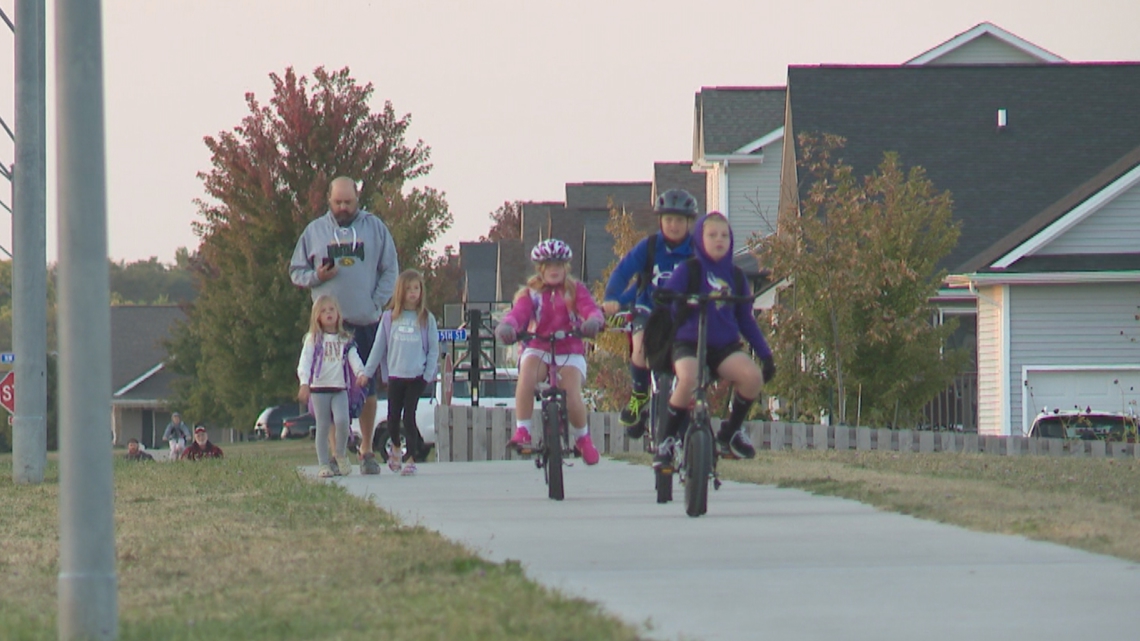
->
[500, 282, 603, 355]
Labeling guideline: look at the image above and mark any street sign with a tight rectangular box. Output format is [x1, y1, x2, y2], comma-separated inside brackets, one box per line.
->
[0, 370, 14, 414]
[438, 328, 468, 342]
[0, 352, 14, 364]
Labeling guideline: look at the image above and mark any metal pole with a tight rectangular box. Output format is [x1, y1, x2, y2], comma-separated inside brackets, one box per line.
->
[12, 0, 49, 485]
[55, 0, 118, 638]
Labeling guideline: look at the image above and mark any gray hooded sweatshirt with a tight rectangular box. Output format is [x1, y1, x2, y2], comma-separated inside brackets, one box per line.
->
[289, 210, 399, 325]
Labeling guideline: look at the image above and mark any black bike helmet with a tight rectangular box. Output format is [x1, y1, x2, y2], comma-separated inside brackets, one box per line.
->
[654, 188, 699, 218]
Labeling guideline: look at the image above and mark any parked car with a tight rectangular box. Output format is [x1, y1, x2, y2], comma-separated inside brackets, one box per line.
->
[1028, 409, 1138, 442]
[280, 412, 316, 439]
[253, 404, 301, 440]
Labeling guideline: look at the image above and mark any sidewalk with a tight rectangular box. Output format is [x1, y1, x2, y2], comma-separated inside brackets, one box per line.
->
[316, 458, 1140, 641]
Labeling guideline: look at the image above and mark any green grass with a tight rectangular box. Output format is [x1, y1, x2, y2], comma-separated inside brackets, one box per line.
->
[0, 441, 647, 640]
[619, 448, 1140, 562]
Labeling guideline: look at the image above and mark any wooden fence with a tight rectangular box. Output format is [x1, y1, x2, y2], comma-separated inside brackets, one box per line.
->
[434, 406, 1140, 462]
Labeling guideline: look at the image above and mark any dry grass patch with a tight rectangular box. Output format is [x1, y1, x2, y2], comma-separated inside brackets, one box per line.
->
[619, 449, 1140, 562]
[1, 442, 646, 640]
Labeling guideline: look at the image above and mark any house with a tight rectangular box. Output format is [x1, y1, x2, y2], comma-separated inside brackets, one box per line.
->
[779, 62, 1140, 435]
[694, 22, 1066, 249]
[110, 305, 184, 448]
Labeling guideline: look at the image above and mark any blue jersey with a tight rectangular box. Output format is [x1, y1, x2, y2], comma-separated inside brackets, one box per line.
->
[603, 232, 695, 313]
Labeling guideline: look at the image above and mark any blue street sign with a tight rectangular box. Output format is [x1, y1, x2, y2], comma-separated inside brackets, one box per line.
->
[437, 329, 468, 342]
[0, 352, 14, 364]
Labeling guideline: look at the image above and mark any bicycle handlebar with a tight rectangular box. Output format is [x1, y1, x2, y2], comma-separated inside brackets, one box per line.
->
[652, 289, 758, 306]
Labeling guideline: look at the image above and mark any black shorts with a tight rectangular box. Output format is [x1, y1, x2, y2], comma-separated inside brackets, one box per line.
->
[631, 310, 649, 333]
[345, 320, 379, 396]
[672, 341, 745, 375]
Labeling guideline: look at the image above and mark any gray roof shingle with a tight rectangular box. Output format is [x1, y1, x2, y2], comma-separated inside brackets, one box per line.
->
[565, 182, 652, 211]
[694, 87, 787, 158]
[110, 305, 185, 399]
[785, 63, 1140, 273]
[460, 242, 500, 303]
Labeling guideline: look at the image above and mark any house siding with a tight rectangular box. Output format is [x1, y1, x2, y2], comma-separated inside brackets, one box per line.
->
[727, 157, 780, 241]
[1036, 180, 1140, 254]
[976, 285, 1006, 435]
[1007, 283, 1140, 431]
[924, 34, 1043, 65]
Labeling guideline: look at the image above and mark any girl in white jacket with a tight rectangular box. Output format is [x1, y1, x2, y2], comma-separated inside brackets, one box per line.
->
[298, 294, 365, 478]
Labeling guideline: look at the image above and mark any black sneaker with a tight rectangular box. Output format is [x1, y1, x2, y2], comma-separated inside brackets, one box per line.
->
[653, 437, 677, 472]
[717, 424, 756, 459]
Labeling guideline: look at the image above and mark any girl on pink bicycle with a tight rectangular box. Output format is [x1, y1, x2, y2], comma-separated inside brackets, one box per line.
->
[495, 239, 606, 465]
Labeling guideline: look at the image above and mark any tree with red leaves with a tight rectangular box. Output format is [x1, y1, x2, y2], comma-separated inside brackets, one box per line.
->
[168, 66, 448, 429]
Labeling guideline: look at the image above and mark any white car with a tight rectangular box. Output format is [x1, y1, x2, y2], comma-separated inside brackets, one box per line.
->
[354, 369, 520, 458]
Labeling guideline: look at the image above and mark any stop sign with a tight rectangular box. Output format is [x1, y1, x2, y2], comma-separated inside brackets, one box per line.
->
[0, 370, 14, 414]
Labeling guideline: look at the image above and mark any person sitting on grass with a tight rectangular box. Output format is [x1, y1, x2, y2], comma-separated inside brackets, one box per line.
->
[124, 438, 154, 462]
[181, 425, 224, 460]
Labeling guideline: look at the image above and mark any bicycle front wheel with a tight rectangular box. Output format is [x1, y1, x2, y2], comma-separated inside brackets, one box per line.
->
[684, 423, 711, 517]
[542, 400, 565, 501]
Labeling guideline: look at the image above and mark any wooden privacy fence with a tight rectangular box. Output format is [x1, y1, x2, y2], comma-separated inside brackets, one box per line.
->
[434, 406, 1140, 462]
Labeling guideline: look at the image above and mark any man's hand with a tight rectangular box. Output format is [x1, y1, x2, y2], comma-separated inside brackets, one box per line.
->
[316, 260, 338, 282]
[602, 300, 620, 316]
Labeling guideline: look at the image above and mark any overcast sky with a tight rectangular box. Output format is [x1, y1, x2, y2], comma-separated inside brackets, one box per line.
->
[1, 0, 1138, 264]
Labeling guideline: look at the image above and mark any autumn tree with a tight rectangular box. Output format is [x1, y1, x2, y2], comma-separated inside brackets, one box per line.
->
[167, 66, 447, 430]
[758, 133, 966, 426]
[481, 200, 522, 242]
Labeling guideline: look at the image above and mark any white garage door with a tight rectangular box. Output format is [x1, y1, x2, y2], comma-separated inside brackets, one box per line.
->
[1022, 368, 1140, 434]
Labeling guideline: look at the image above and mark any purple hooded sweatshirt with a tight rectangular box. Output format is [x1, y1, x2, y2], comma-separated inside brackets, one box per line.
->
[660, 213, 773, 361]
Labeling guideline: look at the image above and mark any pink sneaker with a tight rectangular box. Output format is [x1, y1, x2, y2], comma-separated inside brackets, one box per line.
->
[508, 427, 532, 447]
[575, 434, 600, 465]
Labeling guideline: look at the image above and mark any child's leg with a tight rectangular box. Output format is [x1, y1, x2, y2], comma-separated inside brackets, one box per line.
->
[330, 391, 350, 463]
[559, 365, 586, 431]
[630, 329, 647, 369]
[509, 353, 544, 446]
[558, 363, 599, 465]
[401, 377, 428, 460]
[714, 352, 762, 458]
[669, 356, 698, 411]
[311, 393, 334, 466]
[387, 378, 408, 448]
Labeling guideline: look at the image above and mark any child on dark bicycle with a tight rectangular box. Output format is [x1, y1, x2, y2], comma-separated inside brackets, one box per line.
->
[601, 189, 699, 438]
[654, 212, 776, 468]
[495, 239, 606, 465]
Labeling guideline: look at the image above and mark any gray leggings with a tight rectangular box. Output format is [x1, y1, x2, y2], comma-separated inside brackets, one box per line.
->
[311, 390, 349, 466]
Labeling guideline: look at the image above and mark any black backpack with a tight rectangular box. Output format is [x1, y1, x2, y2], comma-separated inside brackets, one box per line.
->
[642, 259, 746, 373]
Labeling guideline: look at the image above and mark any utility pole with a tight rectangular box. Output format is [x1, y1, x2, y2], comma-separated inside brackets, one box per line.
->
[11, 0, 49, 485]
[55, 0, 119, 638]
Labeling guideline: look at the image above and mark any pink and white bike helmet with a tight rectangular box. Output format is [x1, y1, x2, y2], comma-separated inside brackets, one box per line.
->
[530, 238, 572, 263]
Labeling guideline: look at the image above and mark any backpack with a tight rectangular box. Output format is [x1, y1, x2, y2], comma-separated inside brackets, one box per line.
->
[306, 337, 366, 419]
[642, 259, 747, 373]
[636, 234, 658, 297]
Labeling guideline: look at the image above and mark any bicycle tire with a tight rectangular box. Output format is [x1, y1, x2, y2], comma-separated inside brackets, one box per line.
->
[652, 374, 674, 503]
[655, 468, 673, 503]
[543, 400, 565, 501]
[684, 423, 711, 517]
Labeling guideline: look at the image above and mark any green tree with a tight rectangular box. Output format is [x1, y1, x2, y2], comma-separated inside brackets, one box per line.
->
[108, 255, 196, 305]
[758, 133, 966, 426]
[481, 200, 522, 242]
[167, 66, 442, 431]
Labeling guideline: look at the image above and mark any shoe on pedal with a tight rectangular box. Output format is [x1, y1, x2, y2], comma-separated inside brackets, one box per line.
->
[620, 390, 647, 424]
[653, 437, 676, 472]
[575, 433, 600, 465]
[508, 426, 532, 449]
[717, 422, 757, 459]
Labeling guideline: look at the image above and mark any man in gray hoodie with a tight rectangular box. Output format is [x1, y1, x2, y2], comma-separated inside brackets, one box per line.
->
[290, 176, 399, 474]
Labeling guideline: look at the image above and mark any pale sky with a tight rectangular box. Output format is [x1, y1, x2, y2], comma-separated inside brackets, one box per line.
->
[1, 0, 1138, 264]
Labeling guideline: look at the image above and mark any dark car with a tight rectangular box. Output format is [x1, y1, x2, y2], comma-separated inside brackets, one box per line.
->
[254, 403, 304, 439]
[281, 413, 316, 439]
